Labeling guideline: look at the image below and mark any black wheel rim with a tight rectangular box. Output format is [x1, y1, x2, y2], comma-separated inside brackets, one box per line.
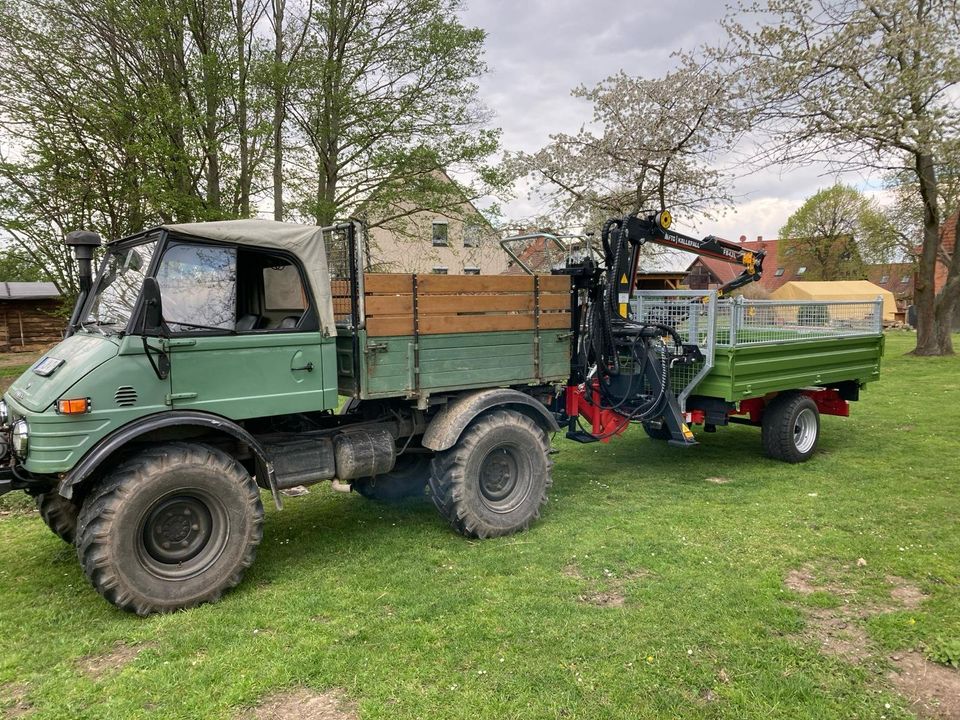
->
[478, 444, 530, 513]
[137, 490, 229, 580]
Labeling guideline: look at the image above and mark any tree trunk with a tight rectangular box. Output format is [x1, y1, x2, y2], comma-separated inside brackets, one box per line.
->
[234, 0, 250, 217]
[932, 211, 960, 354]
[911, 153, 943, 355]
[272, 0, 285, 221]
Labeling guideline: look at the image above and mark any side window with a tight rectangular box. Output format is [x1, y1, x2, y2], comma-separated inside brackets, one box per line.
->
[156, 244, 237, 332]
[264, 264, 306, 311]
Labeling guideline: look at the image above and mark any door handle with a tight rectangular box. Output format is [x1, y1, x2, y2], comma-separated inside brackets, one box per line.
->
[292, 362, 314, 372]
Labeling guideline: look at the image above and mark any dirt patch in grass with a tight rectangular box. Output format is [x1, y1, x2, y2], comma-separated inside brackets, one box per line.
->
[888, 652, 960, 720]
[803, 607, 874, 664]
[784, 566, 818, 595]
[241, 687, 357, 720]
[0, 682, 32, 718]
[704, 476, 731, 484]
[78, 642, 151, 680]
[886, 575, 927, 609]
[567, 564, 652, 608]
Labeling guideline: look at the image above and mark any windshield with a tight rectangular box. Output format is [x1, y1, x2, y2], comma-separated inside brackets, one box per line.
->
[83, 239, 158, 332]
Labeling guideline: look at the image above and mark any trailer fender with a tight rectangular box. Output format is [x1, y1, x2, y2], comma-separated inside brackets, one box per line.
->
[422, 389, 560, 452]
[58, 410, 281, 509]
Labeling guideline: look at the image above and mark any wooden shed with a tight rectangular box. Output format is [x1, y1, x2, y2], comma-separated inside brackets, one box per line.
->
[0, 282, 64, 352]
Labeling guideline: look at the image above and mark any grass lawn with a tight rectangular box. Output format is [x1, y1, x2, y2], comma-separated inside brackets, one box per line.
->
[0, 331, 958, 719]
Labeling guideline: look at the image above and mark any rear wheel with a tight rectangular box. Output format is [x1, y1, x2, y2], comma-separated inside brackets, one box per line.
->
[36, 491, 79, 544]
[75, 442, 264, 615]
[351, 454, 430, 502]
[642, 421, 671, 441]
[428, 409, 552, 539]
[762, 393, 820, 463]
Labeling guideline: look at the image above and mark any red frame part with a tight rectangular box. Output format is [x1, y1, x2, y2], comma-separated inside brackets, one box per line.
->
[563, 383, 631, 443]
[727, 389, 849, 424]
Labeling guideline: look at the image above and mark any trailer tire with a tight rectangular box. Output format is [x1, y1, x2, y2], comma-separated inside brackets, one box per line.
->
[36, 491, 79, 544]
[75, 442, 264, 615]
[762, 393, 820, 463]
[428, 409, 552, 539]
[642, 421, 672, 441]
[352, 455, 430, 502]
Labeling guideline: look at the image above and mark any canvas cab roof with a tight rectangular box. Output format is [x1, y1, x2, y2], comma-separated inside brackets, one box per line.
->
[160, 219, 338, 335]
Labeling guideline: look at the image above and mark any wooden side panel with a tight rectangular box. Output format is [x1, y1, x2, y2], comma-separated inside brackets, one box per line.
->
[362, 272, 571, 337]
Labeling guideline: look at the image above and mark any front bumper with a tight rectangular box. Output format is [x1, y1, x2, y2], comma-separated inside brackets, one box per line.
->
[0, 463, 56, 496]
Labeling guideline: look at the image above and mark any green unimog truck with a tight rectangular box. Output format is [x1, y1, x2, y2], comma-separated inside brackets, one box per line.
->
[0, 216, 884, 615]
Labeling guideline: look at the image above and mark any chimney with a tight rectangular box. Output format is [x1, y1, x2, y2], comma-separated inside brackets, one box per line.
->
[757, 235, 763, 242]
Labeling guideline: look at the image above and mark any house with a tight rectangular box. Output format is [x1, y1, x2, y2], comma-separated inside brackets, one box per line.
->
[936, 211, 957, 294]
[0, 282, 64, 351]
[687, 236, 916, 310]
[362, 173, 508, 275]
[686, 236, 798, 294]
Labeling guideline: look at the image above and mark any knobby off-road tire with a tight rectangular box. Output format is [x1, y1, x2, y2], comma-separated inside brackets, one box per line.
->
[76, 442, 264, 615]
[352, 454, 430, 502]
[762, 393, 820, 463]
[428, 409, 552, 539]
[36, 491, 79, 544]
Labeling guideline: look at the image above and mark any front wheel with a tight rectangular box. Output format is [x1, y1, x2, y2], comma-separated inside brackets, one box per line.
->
[428, 409, 552, 539]
[762, 393, 820, 463]
[36, 491, 79, 544]
[75, 442, 264, 615]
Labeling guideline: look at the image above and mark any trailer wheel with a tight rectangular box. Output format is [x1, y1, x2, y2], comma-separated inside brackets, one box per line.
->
[762, 393, 820, 463]
[75, 442, 264, 615]
[36, 491, 79, 544]
[642, 421, 671, 441]
[352, 455, 429, 502]
[428, 409, 552, 539]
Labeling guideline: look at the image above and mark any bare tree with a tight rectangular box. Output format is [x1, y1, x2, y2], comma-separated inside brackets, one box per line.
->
[722, 0, 960, 354]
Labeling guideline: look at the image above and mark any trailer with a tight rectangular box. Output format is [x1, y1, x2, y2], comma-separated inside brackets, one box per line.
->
[0, 213, 883, 615]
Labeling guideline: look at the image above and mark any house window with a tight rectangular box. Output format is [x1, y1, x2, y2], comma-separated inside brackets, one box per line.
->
[464, 267, 480, 275]
[797, 266, 807, 275]
[901, 275, 910, 284]
[879, 275, 889, 284]
[463, 224, 481, 247]
[432, 221, 449, 246]
[774, 267, 785, 277]
[432, 266, 448, 275]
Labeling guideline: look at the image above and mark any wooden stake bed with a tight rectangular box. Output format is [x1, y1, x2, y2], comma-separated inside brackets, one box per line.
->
[333, 273, 573, 400]
[360, 273, 571, 337]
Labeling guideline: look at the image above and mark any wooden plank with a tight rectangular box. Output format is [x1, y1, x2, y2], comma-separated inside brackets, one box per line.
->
[418, 294, 534, 314]
[418, 274, 534, 294]
[539, 293, 570, 310]
[539, 313, 572, 330]
[367, 316, 414, 337]
[537, 275, 571, 292]
[363, 273, 414, 294]
[365, 295, 414, 316]
[420, 314, 535, 333]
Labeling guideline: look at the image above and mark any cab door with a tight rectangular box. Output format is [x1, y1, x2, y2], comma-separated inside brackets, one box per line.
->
[156, 241, 337, 419]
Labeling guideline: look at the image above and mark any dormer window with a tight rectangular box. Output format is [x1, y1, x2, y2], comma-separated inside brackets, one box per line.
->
[797, 266, 807, 276]
[774, 267, 785, 277]
[879, 275, 889, 284]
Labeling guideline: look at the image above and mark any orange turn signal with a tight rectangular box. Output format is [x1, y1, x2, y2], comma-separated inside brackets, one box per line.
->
[57, 397, 90, 415]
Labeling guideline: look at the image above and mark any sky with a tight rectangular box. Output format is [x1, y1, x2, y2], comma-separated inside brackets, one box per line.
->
[458, 0, 881, 246]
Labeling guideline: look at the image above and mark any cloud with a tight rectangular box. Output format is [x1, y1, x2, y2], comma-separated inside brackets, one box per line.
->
[460, 0, 889, 238]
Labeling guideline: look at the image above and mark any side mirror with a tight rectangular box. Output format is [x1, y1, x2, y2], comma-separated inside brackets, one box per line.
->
[141, 277, 164, 334]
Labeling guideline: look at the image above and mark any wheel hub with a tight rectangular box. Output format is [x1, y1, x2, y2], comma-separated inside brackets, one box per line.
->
[479, 447, 519, 503]
[793, 407, 818, 454]
[142, 496, 213, 565]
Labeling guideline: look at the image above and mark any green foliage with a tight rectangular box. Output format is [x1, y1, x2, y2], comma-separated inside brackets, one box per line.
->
[0, 245, 42, 282]
[779, 184, 896, 281]
[0, 334, 958, 718]
[927, 637, 960, 669]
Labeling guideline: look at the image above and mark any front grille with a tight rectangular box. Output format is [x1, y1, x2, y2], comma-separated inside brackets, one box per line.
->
[114, 386, 138, 407]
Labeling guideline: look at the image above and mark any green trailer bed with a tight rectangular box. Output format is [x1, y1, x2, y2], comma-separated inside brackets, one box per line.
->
[633, 292, 885, 407]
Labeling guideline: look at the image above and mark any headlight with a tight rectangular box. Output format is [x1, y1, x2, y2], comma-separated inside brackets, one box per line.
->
[0, 400, 8, 429]
[12, 419, 28, 459]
